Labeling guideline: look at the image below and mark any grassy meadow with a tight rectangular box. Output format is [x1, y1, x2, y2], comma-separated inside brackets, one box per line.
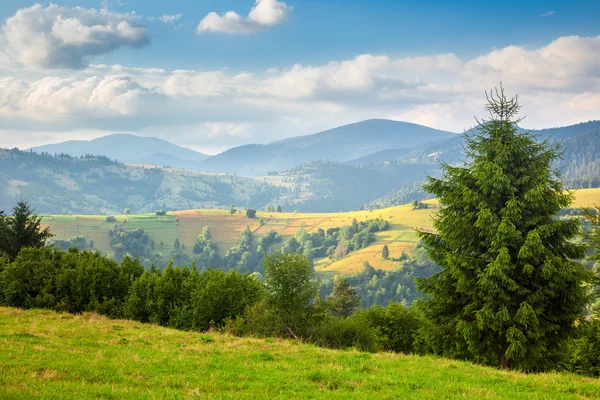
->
[1, 307, 599, 399]
[40, 188, 600, 277]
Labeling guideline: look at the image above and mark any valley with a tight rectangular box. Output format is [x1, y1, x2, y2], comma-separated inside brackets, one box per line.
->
[41, 188, 600, 278]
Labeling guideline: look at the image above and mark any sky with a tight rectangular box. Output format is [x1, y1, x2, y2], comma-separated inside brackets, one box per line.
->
[0, 1, 599, 154]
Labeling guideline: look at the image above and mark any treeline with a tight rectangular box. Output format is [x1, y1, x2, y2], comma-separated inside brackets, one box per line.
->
[0, 247, 420, 354]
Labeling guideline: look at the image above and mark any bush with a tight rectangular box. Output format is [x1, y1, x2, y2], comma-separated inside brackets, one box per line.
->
[246, 209, 257, 218]
[0, 247, 143, 317]
[357, 302, 424, 354]
[308, 315, 381, 352]
[563, 318, 600, 377]
[188, 269, 265, 331]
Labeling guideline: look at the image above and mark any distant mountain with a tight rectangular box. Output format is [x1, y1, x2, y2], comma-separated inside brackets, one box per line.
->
[29, 134, 210, 168]
[199, 119, 457, 176]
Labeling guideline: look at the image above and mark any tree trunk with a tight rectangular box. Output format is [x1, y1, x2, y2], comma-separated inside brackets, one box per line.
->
[500, 352, 512, 370]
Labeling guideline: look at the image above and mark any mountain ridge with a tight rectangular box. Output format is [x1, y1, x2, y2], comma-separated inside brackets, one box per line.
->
[29, 133, 210, 169]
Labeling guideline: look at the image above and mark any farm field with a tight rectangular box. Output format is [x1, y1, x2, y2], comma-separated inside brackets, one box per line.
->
[40, 188, 600, 277]
[1, 307, 598, 399]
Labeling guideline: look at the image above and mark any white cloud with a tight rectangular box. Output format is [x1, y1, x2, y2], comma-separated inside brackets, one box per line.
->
[1, 35, 599, 151]
[0, 4, 150, 69]
[147, 13, 183, 24]
[541, 11, 555, 17]
[197, 0, 292, 34]
[159, 13, 183, 24]
[0, 75, 160, 118]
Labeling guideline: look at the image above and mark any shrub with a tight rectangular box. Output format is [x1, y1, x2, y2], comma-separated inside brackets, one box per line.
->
[357, 302, 424, 354]
[563, 318, 600, 377]
[308, 315, 381, 352]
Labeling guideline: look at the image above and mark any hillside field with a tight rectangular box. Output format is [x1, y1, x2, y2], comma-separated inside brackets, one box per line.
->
[40, 188, 600, 278]
[1, 307, 598, 399]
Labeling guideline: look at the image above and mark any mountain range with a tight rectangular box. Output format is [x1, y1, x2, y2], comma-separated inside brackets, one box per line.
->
[5, 118, 599, 214]
[28, 120, 457, 176]
[29, 134, 210, 169]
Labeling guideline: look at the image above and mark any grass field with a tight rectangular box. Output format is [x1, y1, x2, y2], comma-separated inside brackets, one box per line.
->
[40, 188, 600, 277]
[1, 307, 598, 399]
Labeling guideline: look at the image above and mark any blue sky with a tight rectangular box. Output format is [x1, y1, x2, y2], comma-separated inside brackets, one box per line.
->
[0, 0, 599, 153]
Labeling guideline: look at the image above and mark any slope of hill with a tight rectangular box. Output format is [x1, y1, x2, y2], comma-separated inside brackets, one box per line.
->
[40, 189, 600, 278]
[29, 133, 210, 169]
[270, 160, 438, 213]
[1, 307, 598, 399]
[199, 119, 457, 176]
[0, 149, 281, 215]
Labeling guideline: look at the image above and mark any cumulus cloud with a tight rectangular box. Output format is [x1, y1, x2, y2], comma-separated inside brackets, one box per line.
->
[0, 75, 159, 118]
[0, 4, 150, 69]
[197, 0, 292, 34]
[1, 35, 599, 151]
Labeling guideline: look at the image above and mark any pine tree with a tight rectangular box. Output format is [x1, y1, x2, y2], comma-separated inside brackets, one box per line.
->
[1, 201, 53, 261]
[327, 277, 361, 317]
[417, 87, 592, 371]
[382, 244, 390, 260]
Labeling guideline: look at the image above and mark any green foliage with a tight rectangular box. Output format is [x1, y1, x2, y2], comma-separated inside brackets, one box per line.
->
[326, 277, 360, 318]
[124, 208, 131, 215]
[307, 315, 381, 352]
[0, 247, 143, 316]
[246, 209, 257, 218]
[263, 251, 318, 338]
[563, 318, 600, 377]
[320, 249, 440, 308]
[0, 201, 53, 261]
[357, 302, 424, 354]
[417, 87, 593, 370]
[382, 244, 389, 260]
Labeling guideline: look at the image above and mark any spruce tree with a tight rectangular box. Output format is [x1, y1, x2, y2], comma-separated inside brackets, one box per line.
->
[327, 277, 361, 317]
[417, 87, 592, 370]
[1, 201, 53, 261]
[382, 244, 390, 260]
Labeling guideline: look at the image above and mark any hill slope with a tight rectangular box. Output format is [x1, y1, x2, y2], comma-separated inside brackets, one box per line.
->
[199, 119, 457, 176]
[40, 189, 600, 277]
[0, 149, 281, 215]
[29, 133, 210, 169]
[1, 307, 597, 399]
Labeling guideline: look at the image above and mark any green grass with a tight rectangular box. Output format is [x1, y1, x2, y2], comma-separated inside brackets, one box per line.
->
[0, 307, 598, 399]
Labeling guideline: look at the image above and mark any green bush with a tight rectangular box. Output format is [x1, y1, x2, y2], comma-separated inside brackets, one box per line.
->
[308, 315, 381, 352]
[357, 302, 424, 354]
[563, 318, 600, 377]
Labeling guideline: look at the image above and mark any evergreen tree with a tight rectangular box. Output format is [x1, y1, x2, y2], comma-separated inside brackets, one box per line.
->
[1, 201, 53, 261]
[382, 244, 390, 260]
[327, 277, 361, 317]
[417, 87, 592, 371]
[174, 238, 181, 250]
[277, 205, 282, 213]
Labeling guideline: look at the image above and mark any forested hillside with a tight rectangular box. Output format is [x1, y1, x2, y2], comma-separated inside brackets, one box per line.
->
[0, 149, 282, 214]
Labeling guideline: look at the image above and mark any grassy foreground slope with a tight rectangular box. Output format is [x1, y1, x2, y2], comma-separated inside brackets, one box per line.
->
[41, 189, 600, 277]
[1, 308, 599, 399]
